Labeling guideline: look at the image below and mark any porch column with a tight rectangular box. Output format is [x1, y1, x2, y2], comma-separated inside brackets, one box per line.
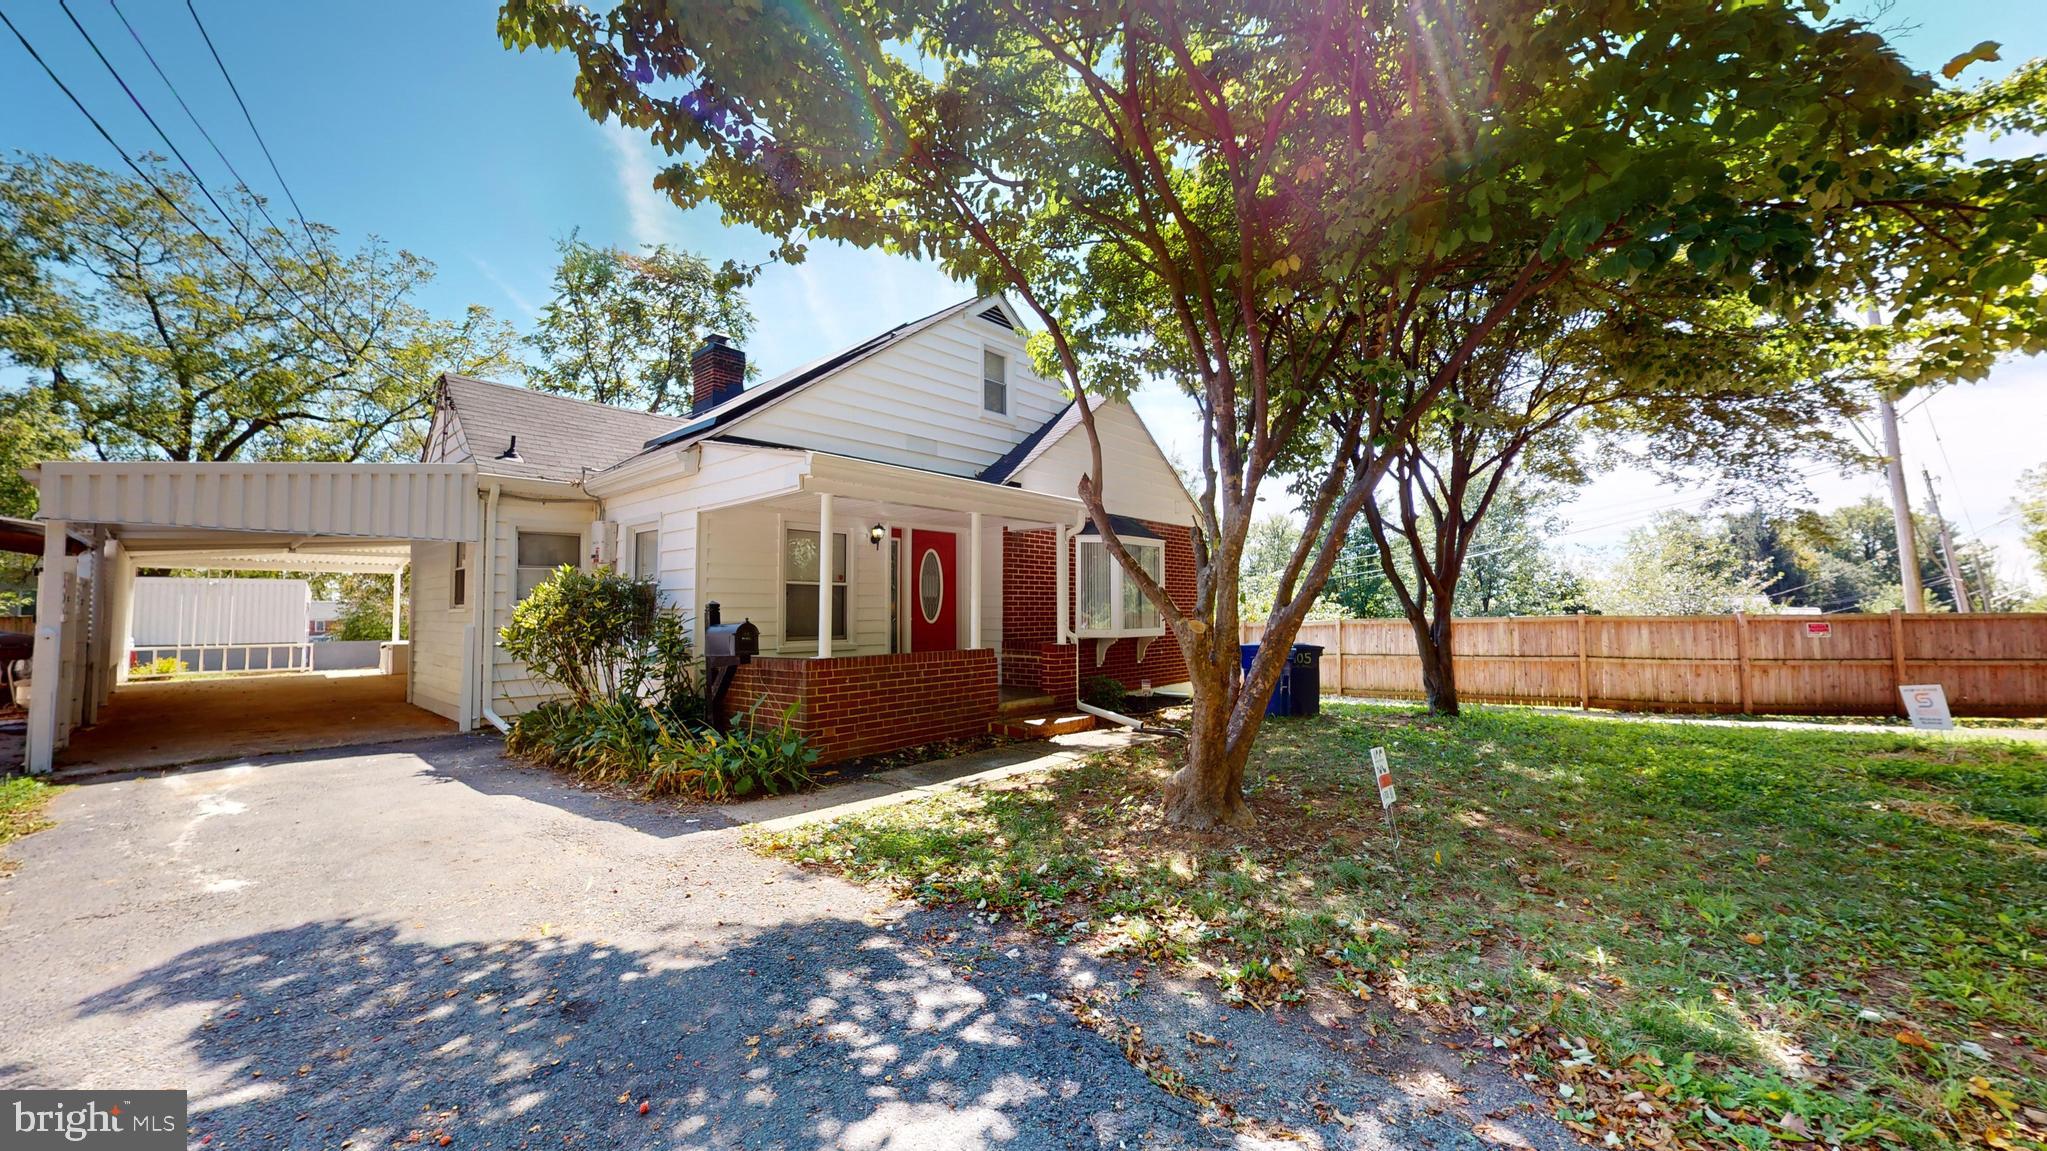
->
[1054, 523, 1070, 644]
[26, 519, 67, 774]
[968, 512, 983, 649]
[390, 569, 403, 642]
[817, 492, 833, 659]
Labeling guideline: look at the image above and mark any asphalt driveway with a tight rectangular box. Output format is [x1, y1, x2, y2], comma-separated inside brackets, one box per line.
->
[0, 736, 1573, 1150]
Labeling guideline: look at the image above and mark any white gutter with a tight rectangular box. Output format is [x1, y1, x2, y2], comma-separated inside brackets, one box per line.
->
[477, 480, 510, 734]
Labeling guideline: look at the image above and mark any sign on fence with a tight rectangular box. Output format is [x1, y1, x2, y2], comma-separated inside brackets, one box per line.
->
[1805, 620, 1833, 639]
[1899, 684, 1954, 731]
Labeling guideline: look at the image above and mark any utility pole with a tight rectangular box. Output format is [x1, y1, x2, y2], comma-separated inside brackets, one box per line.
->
[1922, 469, 1973, 613]
[1879, 389, 1925, 612]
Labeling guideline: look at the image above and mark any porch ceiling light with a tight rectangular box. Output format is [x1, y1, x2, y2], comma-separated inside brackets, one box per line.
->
[869, 523, 886, 548]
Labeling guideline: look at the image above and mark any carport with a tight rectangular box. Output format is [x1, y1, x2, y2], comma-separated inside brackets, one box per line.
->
[23, 461, 480, 773]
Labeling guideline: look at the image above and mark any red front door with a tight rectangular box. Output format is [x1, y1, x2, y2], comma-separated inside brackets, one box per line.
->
[910, 530, 957, 651]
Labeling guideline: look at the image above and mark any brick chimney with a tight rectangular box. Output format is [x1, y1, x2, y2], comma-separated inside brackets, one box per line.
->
[691, 334, 745, 415]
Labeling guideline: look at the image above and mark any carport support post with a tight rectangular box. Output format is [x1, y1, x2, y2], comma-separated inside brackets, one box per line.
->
[27, 519, 68, 774]
[817, 492, 833, 659]
[390, 570, 403, 642]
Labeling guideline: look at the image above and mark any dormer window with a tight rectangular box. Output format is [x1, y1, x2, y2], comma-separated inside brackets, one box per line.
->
[983, 349, 1008, 414]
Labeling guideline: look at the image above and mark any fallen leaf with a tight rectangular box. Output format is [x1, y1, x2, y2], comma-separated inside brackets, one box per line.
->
[1895, 1030, 1937, 1050]
[1970, 1076, 2018, 1117]
[1742, 932, 1765, 946]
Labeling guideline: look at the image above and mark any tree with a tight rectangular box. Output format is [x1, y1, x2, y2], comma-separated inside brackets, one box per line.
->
[504, 0, 1983, 828]
[526, 235, 755, 413]
[1455, 488, 1587, 618]
[1236, 513, 1304, 620]
[1347, 268, 1856, 713]
[1588, 511, 1770, 616]
[0, 155, 518, 464]
[2018, 465, 2047, 595]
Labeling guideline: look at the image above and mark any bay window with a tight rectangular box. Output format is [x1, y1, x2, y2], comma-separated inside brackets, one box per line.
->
[1074, 535, 1165, 636]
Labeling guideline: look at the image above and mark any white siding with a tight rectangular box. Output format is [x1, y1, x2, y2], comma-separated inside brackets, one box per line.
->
[35, 462, 477, 542]
[1013, 401, 1197, 527]
[732, 310, 1067, 477]
[490, 496, 598, 717]
[409, 539, 469, 721]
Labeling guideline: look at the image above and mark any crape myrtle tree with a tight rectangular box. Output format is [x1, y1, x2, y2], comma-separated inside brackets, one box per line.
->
[1339, 275, 1857, 715]
[505, 0, 1943, 829]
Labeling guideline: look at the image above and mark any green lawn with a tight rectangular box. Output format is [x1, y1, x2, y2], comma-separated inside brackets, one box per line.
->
[0, 773, 60, 875]
[754, 703, 2047, 1151]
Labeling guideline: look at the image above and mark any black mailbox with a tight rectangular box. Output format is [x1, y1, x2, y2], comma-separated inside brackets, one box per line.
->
[705, 618, 759, 661]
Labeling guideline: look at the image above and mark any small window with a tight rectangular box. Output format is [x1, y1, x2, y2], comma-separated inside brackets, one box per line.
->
[451, 542, 469, 608]
[982, 349, 1007, 414]
[516, 531, 581, 599]
[784, 528, 848, 642]
[633, 527, 660, 581]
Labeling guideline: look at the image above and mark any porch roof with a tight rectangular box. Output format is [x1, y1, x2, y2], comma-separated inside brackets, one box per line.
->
[801, 449, 1083, 523]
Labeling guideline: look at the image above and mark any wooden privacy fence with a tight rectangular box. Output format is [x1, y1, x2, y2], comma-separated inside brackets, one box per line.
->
[1241, 613, 2047, 718]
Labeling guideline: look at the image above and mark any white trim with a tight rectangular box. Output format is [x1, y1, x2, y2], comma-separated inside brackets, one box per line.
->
[776, 515, 852, 652]
[1072, 533, 1167, 640]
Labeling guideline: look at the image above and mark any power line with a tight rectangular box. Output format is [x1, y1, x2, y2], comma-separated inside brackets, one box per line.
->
[181, 0, 317, 252]
[2, 6, 428, 430]
[101, 0, 322, 270]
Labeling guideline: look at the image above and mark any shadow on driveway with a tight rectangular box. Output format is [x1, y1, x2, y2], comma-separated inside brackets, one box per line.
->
[78, 916, 1217, 1151]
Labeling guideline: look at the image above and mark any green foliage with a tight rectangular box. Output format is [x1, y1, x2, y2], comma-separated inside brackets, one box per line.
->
[1588, 511, 1771, 615]
[526, 234, 754, 415]
[497, 565, 698, 715]
[326, 571, 405, 641]
[130, 655, 186, 677]
[758, 704, 2047, 1147]
[506, 699, 816, 800]
[1080, 675, 1126, 711]
[2017, 465, 2047, 598]
[0, 773, 61, 871]
[0, 154, 518, 463]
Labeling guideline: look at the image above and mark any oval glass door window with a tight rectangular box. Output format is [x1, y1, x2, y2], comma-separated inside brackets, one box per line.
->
[918, 548, 944, 623]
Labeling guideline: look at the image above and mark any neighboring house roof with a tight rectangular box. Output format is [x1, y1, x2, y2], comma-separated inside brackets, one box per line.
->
[435, 374, 687, 484]
[633, 297, 991, 457]
[979, 400, 1079, 484]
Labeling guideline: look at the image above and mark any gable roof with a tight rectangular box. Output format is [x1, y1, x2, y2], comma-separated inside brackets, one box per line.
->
[632, 296, 995, 457]
[434, 374, 688, 484]
[979, 399, 1079, 484]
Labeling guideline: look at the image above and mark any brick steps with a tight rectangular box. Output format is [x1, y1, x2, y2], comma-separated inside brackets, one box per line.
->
[990, 710, 1098, 739]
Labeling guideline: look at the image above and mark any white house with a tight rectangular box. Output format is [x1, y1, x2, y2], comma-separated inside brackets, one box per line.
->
[22, 296, 1197, 771]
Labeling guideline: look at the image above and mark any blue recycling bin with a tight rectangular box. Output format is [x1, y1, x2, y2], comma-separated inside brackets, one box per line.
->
[1240, 643, 1292, 716]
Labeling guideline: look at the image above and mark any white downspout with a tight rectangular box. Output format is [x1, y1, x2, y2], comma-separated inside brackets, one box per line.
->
[478, 481, 510, 733]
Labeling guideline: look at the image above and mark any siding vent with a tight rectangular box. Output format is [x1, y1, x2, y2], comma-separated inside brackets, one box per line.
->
[976, 304, 1014, 330]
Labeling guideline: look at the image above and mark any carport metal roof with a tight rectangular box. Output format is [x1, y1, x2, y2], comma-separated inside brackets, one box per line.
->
[30, 461, 479, 545]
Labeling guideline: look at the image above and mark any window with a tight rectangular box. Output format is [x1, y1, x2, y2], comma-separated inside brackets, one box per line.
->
[982, 349, 1007, 414]
[633, 528, 660, 581]
[451, 542, 469, 608]
[515, 531, 581, 599]
[1074, 537, 1165, 635]
[784, 528, 848, 642]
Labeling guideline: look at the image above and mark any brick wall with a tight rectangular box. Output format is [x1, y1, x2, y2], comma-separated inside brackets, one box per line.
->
[720, 648, 999, 763]
[1004, 521, 1198, 700]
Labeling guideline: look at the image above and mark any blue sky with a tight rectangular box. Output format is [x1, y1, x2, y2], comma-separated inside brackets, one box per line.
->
[2, 0, 2043, 585]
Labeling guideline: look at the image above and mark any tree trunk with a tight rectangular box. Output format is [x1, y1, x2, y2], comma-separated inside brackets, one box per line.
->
[1159, 636, 1267, 830]
[1409, 611, 1460, 716]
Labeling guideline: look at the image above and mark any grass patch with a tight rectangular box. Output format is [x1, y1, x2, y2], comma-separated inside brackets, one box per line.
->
[753, 703, 2047, 1150]
[0, 774, 61, 874]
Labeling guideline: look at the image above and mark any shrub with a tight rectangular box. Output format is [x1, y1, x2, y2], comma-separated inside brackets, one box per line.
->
[1081, 674, 1126, 710]
[507, 699, 816, 800]
[498, 565, 700, 722]
[134, 656, 186, 677]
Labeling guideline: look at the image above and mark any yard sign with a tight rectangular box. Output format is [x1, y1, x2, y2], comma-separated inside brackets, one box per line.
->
[1371, 746, 1394, 806]
[1898, 684, 1954, 731]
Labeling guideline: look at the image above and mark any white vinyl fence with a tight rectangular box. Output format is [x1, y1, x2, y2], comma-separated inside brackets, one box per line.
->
[130, 577, 312, 678]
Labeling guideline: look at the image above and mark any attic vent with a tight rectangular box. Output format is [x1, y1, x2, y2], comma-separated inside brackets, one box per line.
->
[976, 304, 1014, 330]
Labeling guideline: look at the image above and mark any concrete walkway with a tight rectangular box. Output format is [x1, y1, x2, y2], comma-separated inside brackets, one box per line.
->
[0, 733, 1579, 1151]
